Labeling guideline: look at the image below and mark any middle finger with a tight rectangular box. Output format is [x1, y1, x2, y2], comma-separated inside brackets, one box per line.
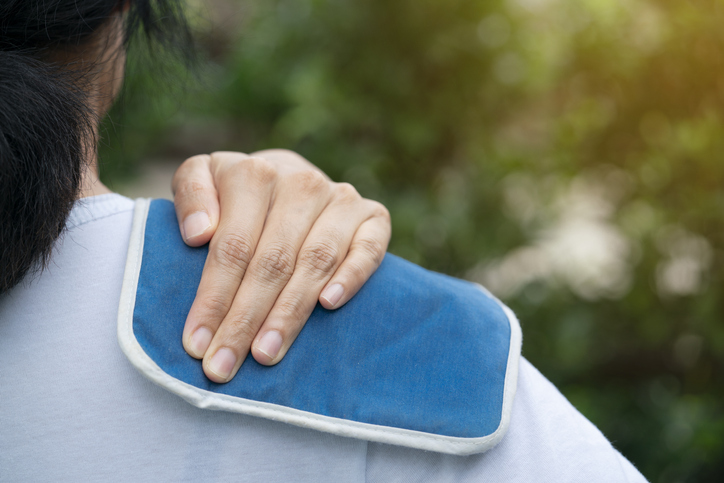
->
[201, 169, 332, 382]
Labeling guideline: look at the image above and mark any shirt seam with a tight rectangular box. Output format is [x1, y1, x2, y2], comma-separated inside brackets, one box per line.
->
[67, 207, 135, 230]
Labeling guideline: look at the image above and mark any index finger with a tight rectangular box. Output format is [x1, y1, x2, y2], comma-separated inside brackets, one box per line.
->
[172, 154, 220, 247]
[181, 153, 277, 360]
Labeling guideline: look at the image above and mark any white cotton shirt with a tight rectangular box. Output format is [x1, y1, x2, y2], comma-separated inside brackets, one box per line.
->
[0, 194, 648, 482]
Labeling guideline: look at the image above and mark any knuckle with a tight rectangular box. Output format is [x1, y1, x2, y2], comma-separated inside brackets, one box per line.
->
[239, 156, 277, 184]
[274, 294, 308, 326]
[213, 233, 255, 271]
[174, 180, 208, 200]
[196, 294, 232, 321]
[172, 155, 210, 192]
[183, 154, 212, 167]
[333, 182, 361, 203]
[288, 170, 328, 195]
[221, 316, 259, 344]
[298, 242, 339, 275]
[344, 259, 370, 282]
[252, 245, 296, 281]
[209, 151, 237, 173]
[370, 201, 391, 221]
[352, 237, 385, 266]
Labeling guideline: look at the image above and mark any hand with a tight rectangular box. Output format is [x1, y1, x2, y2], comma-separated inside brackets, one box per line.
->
[171, 149, 391, 383]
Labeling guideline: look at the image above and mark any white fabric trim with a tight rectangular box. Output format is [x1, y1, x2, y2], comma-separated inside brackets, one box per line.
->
[117, 199, 522, 455]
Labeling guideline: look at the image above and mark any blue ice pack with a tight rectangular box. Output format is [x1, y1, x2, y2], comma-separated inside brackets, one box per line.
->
[118, 199, 521, 455]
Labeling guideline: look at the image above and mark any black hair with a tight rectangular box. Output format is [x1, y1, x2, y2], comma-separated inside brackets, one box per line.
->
[0, 1, 193, 293]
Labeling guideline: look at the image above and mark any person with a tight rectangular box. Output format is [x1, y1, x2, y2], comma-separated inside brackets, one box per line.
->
[0, 0, 391, 384]
[0, 1, 649, 481]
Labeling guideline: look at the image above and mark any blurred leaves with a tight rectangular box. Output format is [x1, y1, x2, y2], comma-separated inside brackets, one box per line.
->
[100, 0, 724, 480]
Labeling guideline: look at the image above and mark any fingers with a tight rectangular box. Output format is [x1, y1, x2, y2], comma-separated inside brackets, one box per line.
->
[251, 149, 330, 180]
[181, 153, 277, 368]
[175, 150, 393, 384]
[319, 202, 390, 310]
[172, 154, 221, 247]
[198, 168, 333, 382]
[249, 189, 390, 366]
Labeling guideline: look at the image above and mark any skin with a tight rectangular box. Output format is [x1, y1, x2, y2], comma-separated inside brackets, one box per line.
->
[75, 10, 391, 383]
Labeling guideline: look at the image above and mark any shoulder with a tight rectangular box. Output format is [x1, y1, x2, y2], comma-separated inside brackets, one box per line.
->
[365, 359, 648, 482]
[121, 198, 521, 455]
[119, 198, 647, 481]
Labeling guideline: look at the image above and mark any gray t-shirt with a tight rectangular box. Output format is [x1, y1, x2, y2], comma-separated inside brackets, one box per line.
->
[0, 194, 647, 482]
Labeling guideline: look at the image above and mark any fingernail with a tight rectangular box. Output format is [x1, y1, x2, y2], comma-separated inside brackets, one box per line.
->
[188, 327, 212, 358]
[256, 330, 283, 361]
[183, 211, 211, 241]
[207, 348, 237, 381]
[321, 283, 344, 307]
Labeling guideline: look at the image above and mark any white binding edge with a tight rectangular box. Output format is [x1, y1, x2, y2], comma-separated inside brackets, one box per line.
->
[118, 198, 522, 455]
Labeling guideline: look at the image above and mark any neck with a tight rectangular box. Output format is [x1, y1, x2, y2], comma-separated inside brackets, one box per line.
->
[74, 16, 125, 200]
[79, 154, 112, 198]
[77, 58, 117, 199]
[77, 108, 111, 198]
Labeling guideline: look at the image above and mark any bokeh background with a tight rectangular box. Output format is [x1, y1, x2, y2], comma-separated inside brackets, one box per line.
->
[101, 0, 724, 480]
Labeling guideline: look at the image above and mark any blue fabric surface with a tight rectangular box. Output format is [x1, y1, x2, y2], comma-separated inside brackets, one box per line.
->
[133, 199, 512, 438]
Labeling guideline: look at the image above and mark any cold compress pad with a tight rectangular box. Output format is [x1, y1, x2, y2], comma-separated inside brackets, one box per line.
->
[118, 199, 522, 455]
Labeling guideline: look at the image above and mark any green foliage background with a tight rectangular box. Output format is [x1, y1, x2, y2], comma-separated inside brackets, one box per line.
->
[100, 0, 724, 480]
